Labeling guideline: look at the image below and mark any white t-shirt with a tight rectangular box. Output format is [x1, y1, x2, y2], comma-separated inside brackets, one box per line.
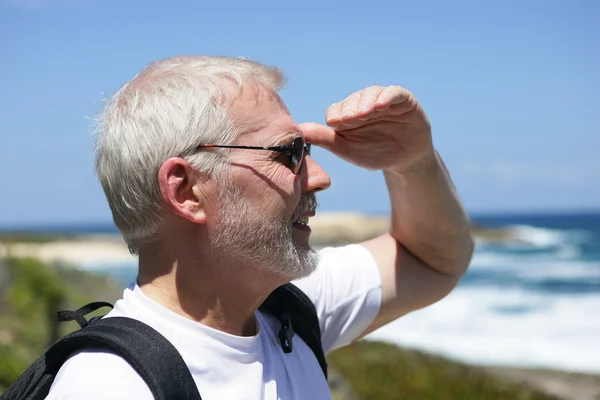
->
[46, 244, 382, 400]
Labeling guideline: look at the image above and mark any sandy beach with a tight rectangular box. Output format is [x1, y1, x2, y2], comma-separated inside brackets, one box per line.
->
[0, 235, 136, 267]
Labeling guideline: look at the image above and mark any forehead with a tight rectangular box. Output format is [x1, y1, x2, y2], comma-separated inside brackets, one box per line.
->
[227, 83, 300, 143]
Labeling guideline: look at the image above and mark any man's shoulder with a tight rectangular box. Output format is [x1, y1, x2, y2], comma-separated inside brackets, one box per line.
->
[313, 243, 375, 271]
[45, 349, 152, 400]
[293, 244, 377, 295]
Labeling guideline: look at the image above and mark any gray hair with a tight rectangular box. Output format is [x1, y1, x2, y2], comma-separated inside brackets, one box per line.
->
[93, 55, 286, 254]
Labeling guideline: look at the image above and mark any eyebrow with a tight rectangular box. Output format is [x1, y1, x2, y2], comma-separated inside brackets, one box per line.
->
[274, 131, 302, 146]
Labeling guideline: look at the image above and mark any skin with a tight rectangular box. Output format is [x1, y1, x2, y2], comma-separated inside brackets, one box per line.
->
[137, 83, 474, 339]
[302, 85, 474, 334]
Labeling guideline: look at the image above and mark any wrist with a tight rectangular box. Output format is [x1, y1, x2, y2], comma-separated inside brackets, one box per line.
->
[384, 148, 439, 179]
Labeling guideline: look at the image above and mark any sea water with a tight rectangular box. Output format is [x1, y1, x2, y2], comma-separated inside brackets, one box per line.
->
[368, 212, 600, 373]
[75, 212, 600, 374]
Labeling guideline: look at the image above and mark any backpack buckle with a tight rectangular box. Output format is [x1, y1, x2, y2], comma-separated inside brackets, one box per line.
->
[278, 313, 294, 353]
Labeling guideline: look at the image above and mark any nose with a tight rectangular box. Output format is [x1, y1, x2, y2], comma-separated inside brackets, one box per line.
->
[301, 155, 331, 193]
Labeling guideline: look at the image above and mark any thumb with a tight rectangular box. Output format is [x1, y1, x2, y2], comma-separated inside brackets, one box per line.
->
[297, 122, 338, 151]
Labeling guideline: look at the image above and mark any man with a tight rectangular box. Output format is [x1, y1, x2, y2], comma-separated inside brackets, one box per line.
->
[47, 55, 474, 399]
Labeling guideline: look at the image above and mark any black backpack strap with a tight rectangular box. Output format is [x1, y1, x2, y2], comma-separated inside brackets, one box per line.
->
[57, 301, 114, 328]
[259, 283, 328, 379]
[1, 317, 201, 400]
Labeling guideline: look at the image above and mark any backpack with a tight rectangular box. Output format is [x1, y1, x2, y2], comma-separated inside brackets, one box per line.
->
[0, 283, 327, 400]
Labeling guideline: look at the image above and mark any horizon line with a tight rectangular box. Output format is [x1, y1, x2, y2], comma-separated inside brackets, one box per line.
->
[1, 208, 600, 232]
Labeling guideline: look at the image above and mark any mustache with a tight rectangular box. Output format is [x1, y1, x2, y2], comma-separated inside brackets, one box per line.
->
[292, 194, 318, 221]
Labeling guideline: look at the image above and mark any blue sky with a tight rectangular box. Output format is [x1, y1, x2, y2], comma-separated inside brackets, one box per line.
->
[0, 0, 598, 226]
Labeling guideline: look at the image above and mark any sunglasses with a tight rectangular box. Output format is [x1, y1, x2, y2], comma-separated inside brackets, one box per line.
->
[192, 136, 311, 175]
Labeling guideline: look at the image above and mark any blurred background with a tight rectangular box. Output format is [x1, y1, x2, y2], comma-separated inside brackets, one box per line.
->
[0, 0, 598, 399]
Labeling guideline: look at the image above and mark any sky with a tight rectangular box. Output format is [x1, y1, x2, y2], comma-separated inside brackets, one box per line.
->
[0, 0, 598, 227]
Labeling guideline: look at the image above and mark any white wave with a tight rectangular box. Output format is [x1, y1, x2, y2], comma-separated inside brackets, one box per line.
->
[508, 225, 568, 247]
[468, 249, 600, 281]
[516, 263, 600, 282]
[365, 286, 600, 373]
[501, 225, 593, 249]
[555, 244, 582, 259]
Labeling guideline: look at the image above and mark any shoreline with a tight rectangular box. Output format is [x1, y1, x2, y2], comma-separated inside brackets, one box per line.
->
[0, 212, 524, 267]
[0, 235, 136, 267]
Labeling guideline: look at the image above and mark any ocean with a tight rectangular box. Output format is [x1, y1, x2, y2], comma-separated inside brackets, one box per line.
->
[18, 211, 600, 374]
[369, 211, 600, 374]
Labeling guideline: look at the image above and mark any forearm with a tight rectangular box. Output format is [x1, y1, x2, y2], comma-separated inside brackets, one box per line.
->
[384, 150, 474, 276]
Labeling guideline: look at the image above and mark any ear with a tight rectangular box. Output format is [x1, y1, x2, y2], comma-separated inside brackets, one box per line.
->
[158, 158, 208, 224]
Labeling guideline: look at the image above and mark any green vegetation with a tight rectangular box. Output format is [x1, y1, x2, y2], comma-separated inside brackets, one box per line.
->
[0, 256, 559, 399]
[327, 341, 559, 400]
[0, 257, 122, 391]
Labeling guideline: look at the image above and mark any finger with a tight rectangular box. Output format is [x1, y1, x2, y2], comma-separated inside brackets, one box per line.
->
[297, 122, 337, 150]
[339, 91, 362, 126]
[374, 86, 410, 111]
[357, 86, 384, 120]
[325, 102, 343, 127]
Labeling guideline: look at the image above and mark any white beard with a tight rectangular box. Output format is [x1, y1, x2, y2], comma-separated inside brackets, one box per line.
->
[208, 182, 319, 281]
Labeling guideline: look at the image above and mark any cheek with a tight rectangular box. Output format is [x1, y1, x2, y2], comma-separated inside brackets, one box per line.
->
[229, 165, 294, 212]
[264, 165, 300, 204]
[267, 165, 294, 190]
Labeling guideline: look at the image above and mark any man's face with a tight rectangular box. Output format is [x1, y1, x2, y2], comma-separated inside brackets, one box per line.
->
[204, 84, 329, 280]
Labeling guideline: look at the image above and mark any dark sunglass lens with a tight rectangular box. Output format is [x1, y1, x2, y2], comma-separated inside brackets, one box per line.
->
[291, 136, 305, 174]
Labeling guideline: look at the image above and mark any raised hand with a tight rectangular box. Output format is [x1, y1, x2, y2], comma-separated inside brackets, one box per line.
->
[300, 85, 434, 173]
